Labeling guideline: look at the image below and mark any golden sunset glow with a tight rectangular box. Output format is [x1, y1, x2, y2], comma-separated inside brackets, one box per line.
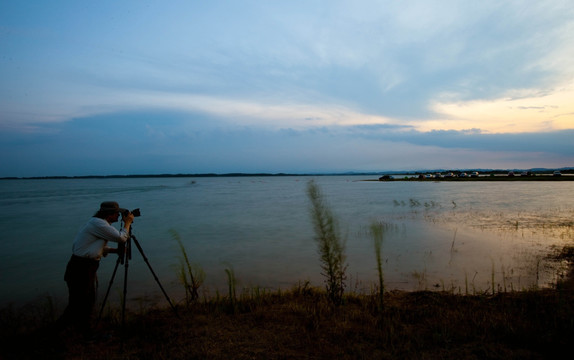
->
[424, 83, 574, 134]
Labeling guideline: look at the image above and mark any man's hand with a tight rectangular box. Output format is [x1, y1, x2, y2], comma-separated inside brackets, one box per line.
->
[122, 212, 135, 225]
[103, 246, 112, 257]
[103, 245, 124, 257]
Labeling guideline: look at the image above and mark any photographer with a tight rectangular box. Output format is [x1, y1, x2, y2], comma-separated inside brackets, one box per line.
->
[58, 201, 134, 337]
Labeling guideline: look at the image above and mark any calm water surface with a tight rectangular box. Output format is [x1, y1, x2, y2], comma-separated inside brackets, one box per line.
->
[1, 176, 573, 308]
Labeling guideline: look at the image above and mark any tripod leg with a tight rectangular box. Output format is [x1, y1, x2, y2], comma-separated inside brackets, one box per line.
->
[121, 244, 130, 327]
[131, 235, 179, 318]
[96, 255, 122, 327]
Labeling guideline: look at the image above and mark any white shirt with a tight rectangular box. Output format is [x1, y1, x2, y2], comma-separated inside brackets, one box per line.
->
[72, 217, 130, 260]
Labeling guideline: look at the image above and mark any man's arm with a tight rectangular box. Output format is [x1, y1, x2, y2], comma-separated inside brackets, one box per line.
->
[92, 212, 135, 243]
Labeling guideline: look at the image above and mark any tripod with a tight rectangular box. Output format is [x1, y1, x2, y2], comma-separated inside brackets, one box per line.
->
[97, 227, 179, 327]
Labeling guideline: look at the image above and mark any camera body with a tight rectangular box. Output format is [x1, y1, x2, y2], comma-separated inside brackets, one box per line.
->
[122, 208, 141, 217]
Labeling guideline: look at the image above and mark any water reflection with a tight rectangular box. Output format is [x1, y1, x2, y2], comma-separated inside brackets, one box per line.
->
[1, 177, 573, 307]
[363, 201, 574, 293]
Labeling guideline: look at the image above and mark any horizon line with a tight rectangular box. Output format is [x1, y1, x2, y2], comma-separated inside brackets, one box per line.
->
[2, 167, 573, 180]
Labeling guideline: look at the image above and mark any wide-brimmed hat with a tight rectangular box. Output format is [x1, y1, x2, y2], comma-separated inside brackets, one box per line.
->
[99, 201, 127, 213]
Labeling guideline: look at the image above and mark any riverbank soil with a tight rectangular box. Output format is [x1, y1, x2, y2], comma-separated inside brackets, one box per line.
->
[1, 289, 573, 359]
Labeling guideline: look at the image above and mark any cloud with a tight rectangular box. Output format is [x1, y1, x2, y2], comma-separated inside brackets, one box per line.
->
[3, 0, 574, 128]
[1, 110, 571, 177]
[347, 122, 573, 155]
[1, 1, 573, 176]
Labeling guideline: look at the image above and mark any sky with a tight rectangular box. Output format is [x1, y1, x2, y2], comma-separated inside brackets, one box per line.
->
[1, 0, 573, 177]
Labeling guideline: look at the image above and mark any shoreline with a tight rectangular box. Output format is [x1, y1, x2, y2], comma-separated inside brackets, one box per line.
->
[2, 247, 573, 359]
[2, 169, 572, 181]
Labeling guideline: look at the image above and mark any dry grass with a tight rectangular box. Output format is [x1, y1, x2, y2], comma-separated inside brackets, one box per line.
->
[2, 280, 574, 360]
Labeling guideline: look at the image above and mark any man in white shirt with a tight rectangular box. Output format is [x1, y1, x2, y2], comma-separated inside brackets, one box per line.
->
[59, 201, 134, 336]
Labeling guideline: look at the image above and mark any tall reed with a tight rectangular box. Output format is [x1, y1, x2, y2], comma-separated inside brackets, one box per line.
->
[170, 229, 205, 304]
[370, 222, 386, 310]
[307, 180, 347, 305]
[449, 228, 458, 265]
[224, 265, 238, 313]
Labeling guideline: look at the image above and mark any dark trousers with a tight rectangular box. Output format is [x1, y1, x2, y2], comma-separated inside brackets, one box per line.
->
[59, 255, 100, 333]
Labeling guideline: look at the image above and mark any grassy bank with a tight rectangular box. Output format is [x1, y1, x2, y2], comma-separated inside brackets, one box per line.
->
[2, 275, 574, 359]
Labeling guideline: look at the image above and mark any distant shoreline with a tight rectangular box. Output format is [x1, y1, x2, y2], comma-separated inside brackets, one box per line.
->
[0, 173, 350, 180]
[0, 173, 304, 180]
[1, 168, 572, 180]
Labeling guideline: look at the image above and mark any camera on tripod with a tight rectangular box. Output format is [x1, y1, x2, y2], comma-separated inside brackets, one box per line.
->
[122, 208, 141, 217]
[98, 205, 179, 325]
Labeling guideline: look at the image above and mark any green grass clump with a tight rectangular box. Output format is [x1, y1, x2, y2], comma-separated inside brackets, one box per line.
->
[171, 230, 205, 305]
[224, 265, 238, 313]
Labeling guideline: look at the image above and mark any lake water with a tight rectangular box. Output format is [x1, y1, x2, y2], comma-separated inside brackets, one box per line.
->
[1, 176, 573, 308]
